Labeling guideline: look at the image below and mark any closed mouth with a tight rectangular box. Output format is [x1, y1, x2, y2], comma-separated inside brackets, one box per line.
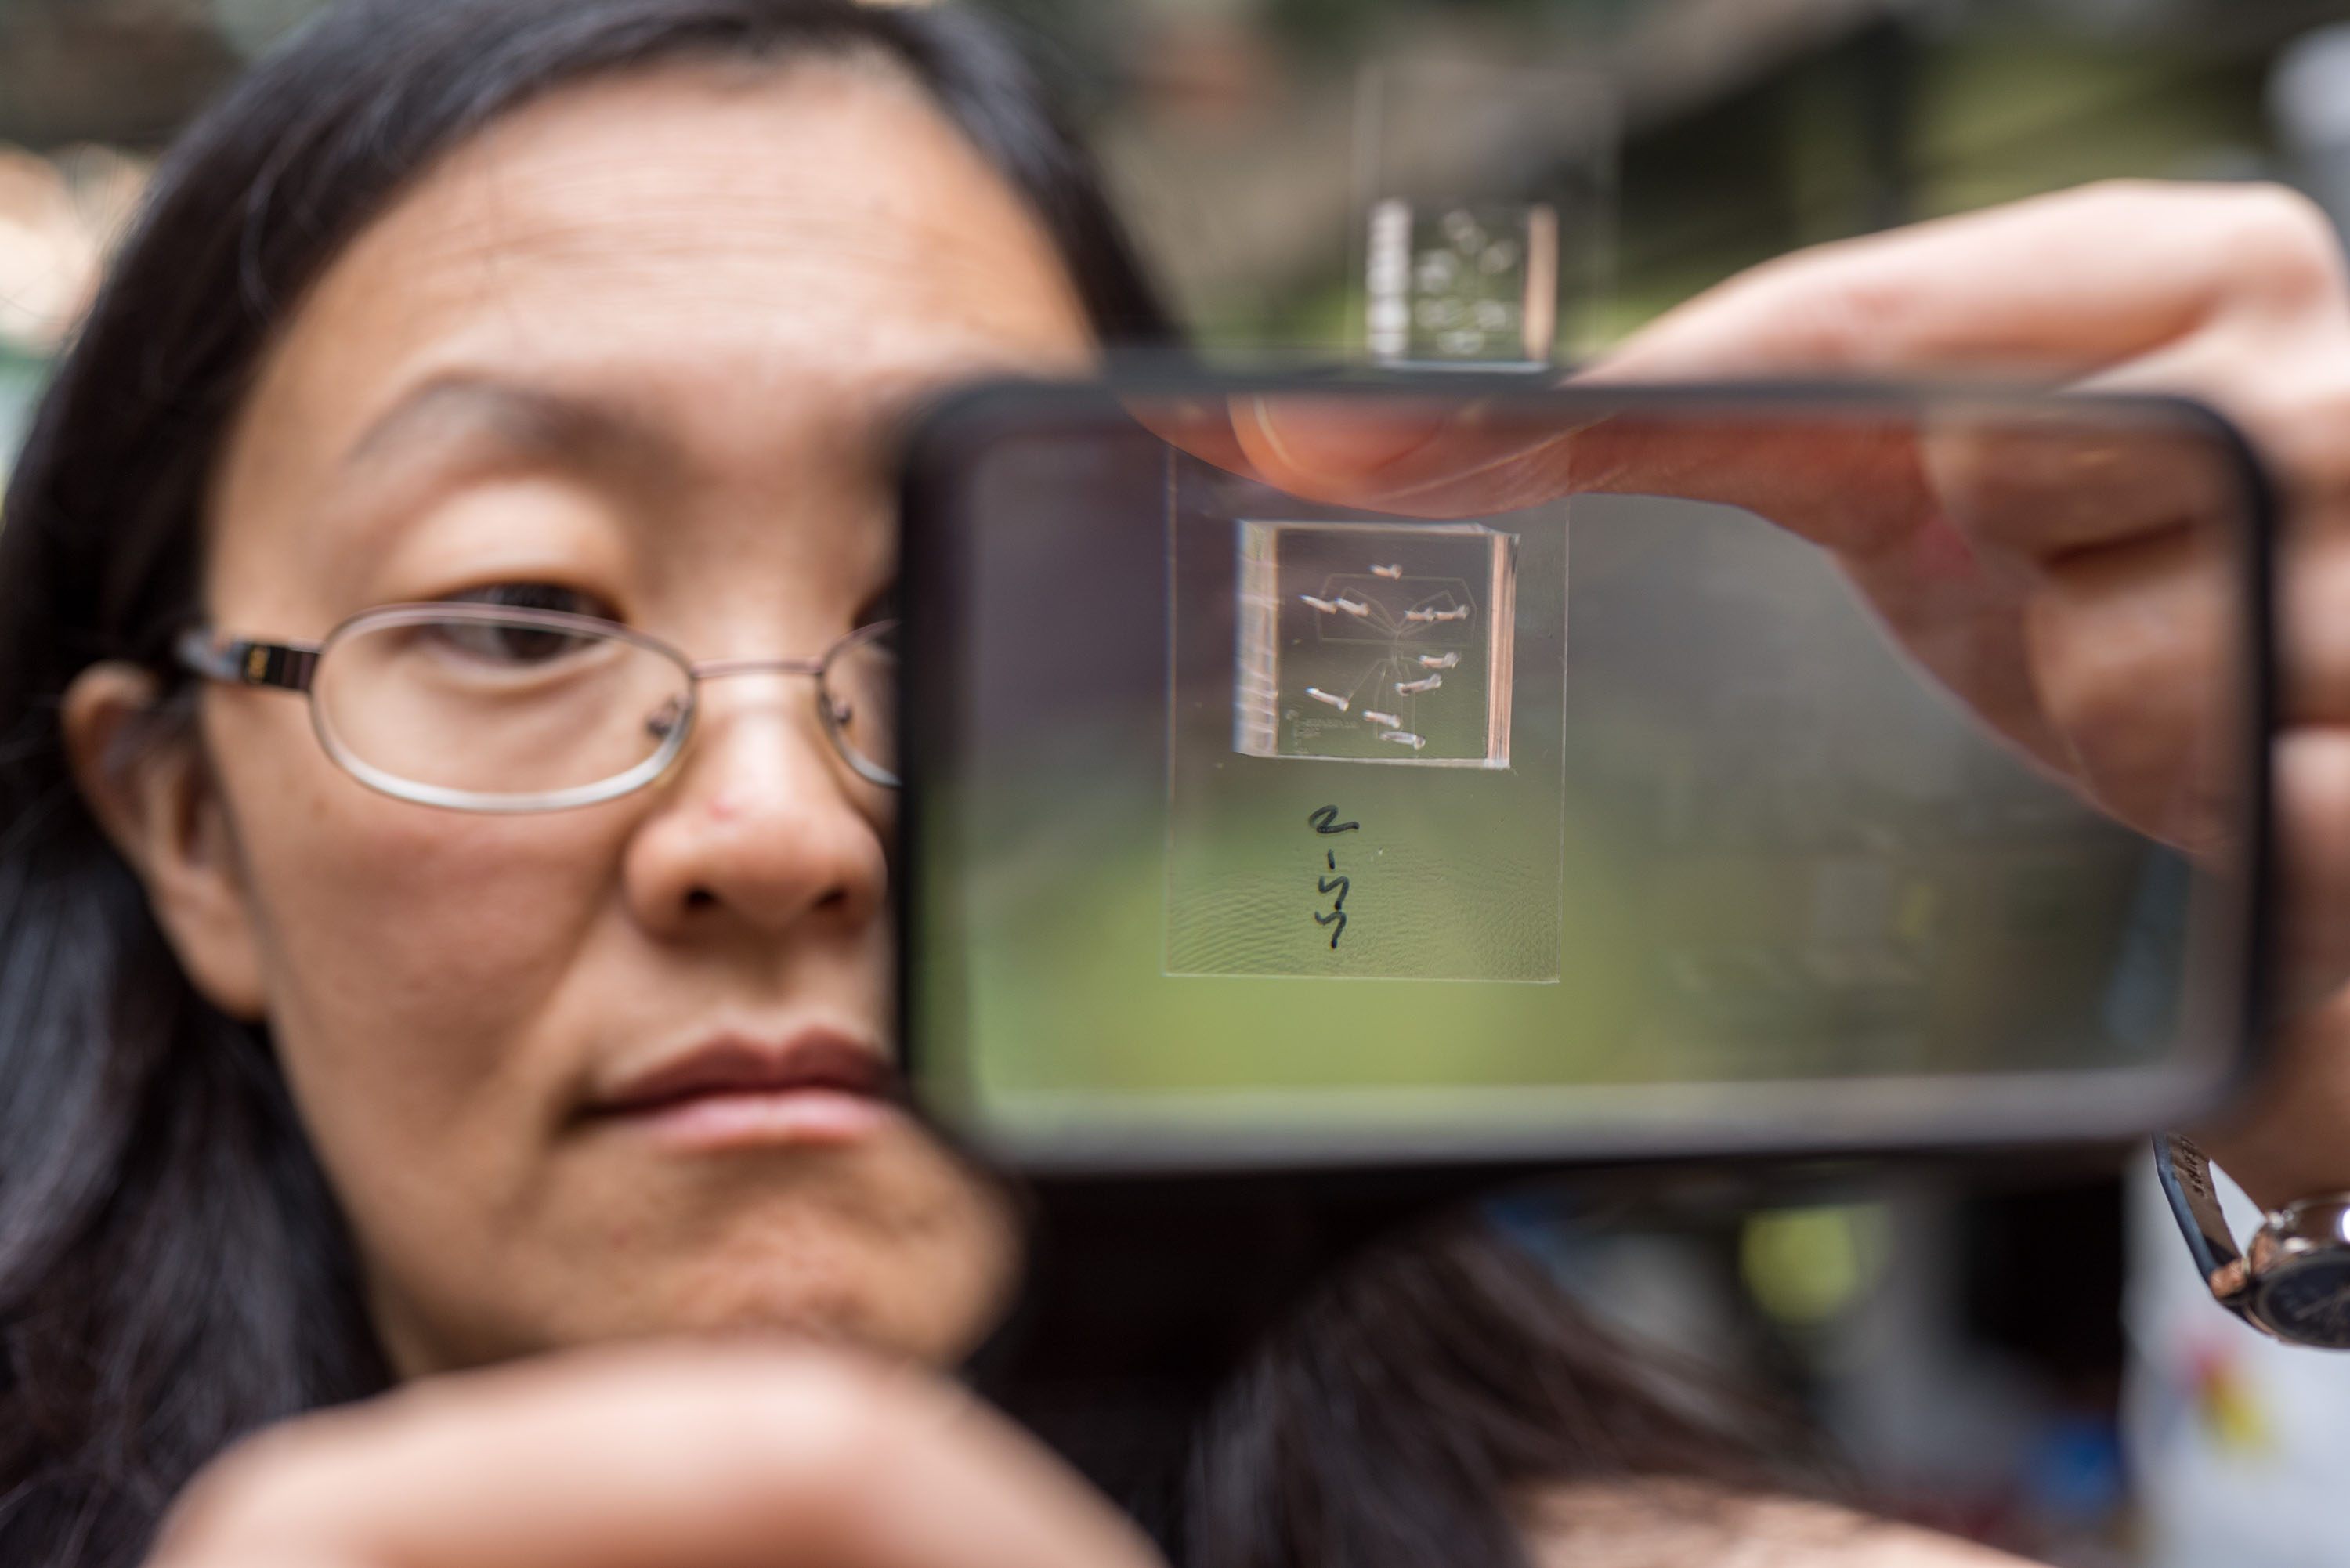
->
[591, 1031, 904, 1121]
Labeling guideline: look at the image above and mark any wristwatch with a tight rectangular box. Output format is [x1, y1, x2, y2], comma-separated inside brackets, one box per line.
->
[2157, 1131, 2350, 1348]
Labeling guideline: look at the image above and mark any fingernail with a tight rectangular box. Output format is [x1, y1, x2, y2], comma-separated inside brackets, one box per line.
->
[1238, 395, 1453, 485]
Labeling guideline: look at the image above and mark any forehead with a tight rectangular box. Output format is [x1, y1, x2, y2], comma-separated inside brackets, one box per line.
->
[330, 54, 1086, 382]
[216, 57, 1094, 555]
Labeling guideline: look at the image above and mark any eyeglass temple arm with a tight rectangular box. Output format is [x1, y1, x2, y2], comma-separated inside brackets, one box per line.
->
[175, 628, 321, 692]
[2155, 1130, 2256, 1313]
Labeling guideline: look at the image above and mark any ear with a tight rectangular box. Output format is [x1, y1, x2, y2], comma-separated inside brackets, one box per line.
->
[62, 663, 269, 1021]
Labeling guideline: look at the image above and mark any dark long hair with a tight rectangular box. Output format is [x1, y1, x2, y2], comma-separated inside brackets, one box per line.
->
[0, 4, 1167, 1563]
[1182, 1216, 1816, 1568]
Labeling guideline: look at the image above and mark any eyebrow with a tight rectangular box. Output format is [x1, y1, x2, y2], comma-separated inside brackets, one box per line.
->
[345, 374, 671, 479]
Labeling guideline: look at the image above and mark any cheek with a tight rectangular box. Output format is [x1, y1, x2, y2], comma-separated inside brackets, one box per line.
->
[215, 696, 624, 1194]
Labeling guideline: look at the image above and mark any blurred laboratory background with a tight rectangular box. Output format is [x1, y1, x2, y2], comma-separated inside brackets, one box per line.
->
[7, 0, 2350, 1564]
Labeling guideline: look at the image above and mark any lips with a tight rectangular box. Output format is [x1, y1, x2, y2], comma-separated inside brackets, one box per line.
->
[590, 1031, 903, 1149]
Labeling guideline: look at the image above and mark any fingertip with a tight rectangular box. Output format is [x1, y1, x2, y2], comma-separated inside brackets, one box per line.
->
[1229, 393, 1455, 493]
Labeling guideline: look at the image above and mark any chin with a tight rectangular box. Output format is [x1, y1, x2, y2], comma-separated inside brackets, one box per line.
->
[611, 1154, 1023, 1367]
[653, 1234, 1018, 1365]
[388, 1125, 1024, 1375]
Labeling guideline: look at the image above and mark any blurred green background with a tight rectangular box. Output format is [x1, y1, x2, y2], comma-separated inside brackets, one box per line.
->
[3, 0, 2348, 407]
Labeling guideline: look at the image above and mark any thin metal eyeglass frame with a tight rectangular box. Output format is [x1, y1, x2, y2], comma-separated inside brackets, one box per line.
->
[175, 602, 900, 812]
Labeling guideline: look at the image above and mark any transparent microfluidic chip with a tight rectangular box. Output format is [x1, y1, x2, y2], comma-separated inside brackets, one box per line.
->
[1166, 472, 1567, 983]
[1235, 520, 1515, 766]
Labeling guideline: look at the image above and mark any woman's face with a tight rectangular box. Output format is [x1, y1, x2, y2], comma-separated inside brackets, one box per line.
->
[100, 60, 1094, 1375]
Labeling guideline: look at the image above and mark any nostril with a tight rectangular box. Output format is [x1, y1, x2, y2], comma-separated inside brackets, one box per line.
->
[685, 887, 718, 911]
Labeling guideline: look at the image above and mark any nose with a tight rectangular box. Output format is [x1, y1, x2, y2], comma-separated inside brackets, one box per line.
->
[620, 674, 888, 939]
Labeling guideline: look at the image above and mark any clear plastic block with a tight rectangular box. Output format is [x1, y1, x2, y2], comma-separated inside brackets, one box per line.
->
[1234, 519, 1515, 766]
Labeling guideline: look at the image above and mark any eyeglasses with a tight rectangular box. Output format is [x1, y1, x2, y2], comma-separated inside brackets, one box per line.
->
[175, 602, 898, 812]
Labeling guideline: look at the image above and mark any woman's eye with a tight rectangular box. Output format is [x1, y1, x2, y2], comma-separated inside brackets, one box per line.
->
[855, 581, 899, 628]
[448, 583, 613, 620]
[432, 620, 597, 664]
[432, 583, 616, 665]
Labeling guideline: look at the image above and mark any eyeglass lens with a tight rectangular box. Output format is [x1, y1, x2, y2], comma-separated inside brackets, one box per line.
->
[311, 615, 895, 803]
[819, 624, 897, 784]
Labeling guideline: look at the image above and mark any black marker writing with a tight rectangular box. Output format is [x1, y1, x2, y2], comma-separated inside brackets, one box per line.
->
[1310, 808, 1357, 948]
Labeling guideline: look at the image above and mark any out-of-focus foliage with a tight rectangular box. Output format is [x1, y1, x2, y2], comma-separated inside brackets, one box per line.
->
[0, 0, 2336, 360]
[951, 0, 2326, 354]
[0, 142, 148, 490]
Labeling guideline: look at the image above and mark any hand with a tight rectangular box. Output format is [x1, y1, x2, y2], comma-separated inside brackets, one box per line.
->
[146, 1342, 1165, 1568]
[1526, 1479, 2041, 1566]
[1154, 180, 2350, 1205]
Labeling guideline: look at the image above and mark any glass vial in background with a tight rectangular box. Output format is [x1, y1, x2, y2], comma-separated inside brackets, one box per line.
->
[1366, 197, 1556, 365]
[2272, 25, 2350, 240]
[1354, 61, 1614, 369]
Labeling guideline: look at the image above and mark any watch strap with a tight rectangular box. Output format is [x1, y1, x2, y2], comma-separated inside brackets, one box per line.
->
[2156, 1130, 2253, 1307]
